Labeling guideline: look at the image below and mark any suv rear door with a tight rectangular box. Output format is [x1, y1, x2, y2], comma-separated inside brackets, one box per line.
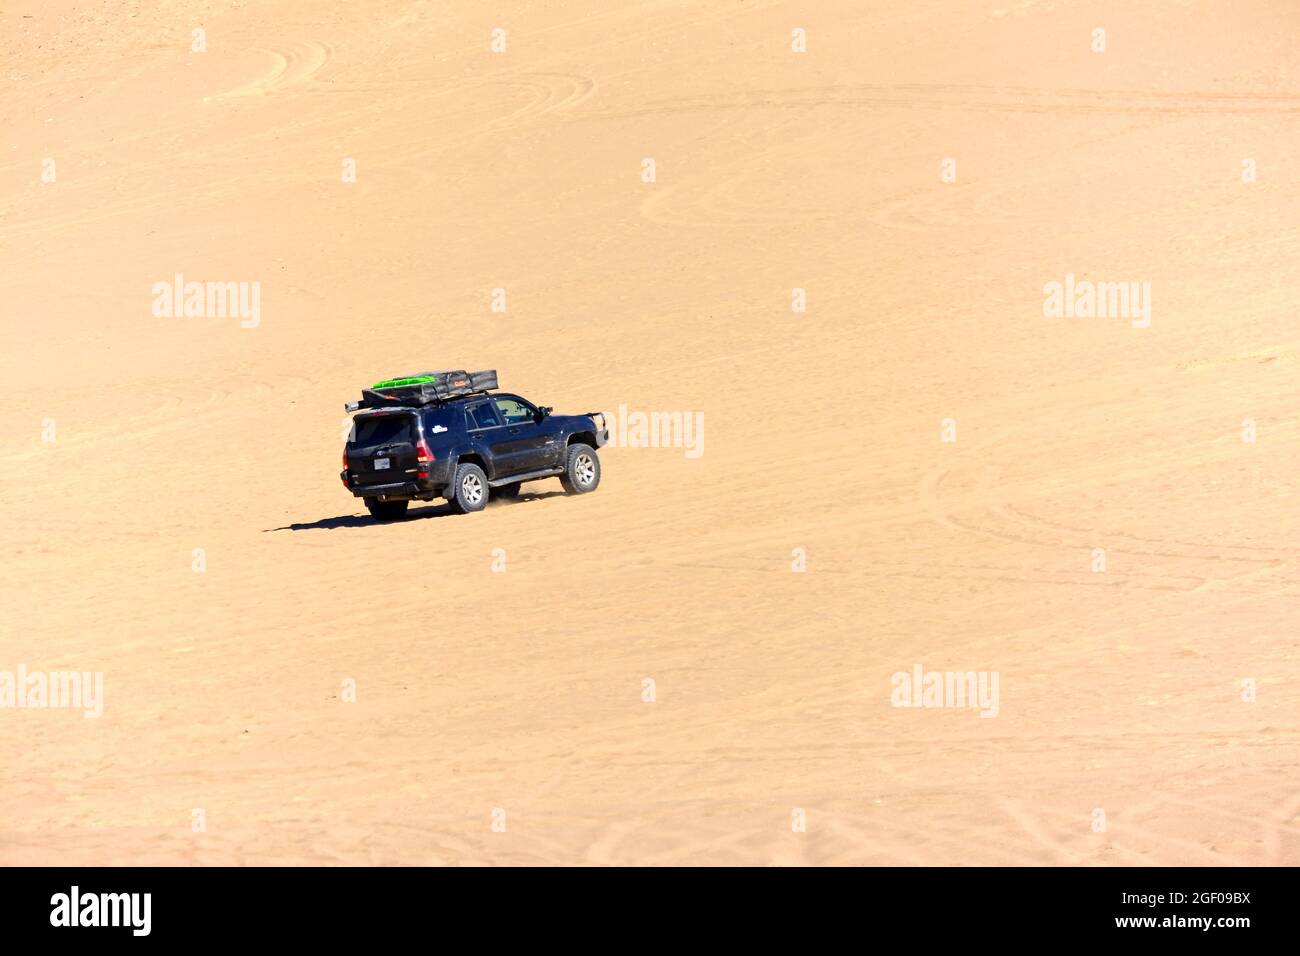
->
[464, 398, 528, 477]
[347, 411, 419, 488]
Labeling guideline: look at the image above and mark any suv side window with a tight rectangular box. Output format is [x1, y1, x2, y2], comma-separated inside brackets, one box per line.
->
[422, 407, 455, 438]
[467, 401, 502, 430]
[494, 396, 536, 425]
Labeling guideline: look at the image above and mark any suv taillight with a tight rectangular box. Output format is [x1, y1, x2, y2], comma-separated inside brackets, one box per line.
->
[416, 441, 434, 463]
[342, 449, 349, 469]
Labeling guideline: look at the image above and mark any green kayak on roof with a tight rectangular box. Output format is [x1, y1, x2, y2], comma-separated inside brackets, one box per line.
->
[371, 374, 439, 389]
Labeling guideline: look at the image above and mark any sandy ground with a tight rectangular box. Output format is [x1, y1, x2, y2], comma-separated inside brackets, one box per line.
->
[2, 0, 1298, 865]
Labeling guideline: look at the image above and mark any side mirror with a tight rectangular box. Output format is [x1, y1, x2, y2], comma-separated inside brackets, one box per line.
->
[535, 406, 552, 422]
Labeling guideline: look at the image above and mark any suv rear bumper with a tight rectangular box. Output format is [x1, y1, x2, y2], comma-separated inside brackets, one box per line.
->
[347, 479, 423, 500]
[342, 475, 451, 502]
[342, 457, 453, 500]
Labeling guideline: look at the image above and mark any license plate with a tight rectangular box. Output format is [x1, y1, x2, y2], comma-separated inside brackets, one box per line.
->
[373, 457, 390, 470]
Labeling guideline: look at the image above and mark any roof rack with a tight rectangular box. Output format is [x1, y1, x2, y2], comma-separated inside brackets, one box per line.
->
[345, 369, 498, 412]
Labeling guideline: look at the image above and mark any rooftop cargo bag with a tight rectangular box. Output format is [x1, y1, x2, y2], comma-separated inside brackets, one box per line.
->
[346, 370, 498, 411]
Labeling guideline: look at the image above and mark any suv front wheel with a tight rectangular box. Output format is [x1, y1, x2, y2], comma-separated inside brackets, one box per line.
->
[449, 462, 489, 513]
[561, 443, 601, 494]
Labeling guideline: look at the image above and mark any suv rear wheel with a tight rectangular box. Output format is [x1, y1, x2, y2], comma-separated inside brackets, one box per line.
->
[365, 498, 409, 521]
[449, 462, 489, 513]
[560, 443, 601, 494]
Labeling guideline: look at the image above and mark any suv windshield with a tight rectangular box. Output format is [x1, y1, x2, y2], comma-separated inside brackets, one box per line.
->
[349, 413, 414, 448]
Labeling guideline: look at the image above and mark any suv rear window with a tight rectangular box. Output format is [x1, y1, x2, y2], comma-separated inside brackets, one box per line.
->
[466, 401, 501, 430]
[349, 413, 414, 448]
[421, 406, 458, 439]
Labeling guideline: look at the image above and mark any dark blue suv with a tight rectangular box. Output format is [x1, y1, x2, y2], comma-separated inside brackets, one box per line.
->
[341, 392, 608, 519]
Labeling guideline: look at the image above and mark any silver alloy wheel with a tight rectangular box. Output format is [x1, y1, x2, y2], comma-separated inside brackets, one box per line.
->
[462, 472, 484, 505]
[575, 453, 596, 487]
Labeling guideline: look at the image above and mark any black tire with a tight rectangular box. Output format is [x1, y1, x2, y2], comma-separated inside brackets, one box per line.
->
[448, 462, 489, 513]
[495, 481, 522, 499]
[560, 443, 601, 494]
[365, 497, 409, 521]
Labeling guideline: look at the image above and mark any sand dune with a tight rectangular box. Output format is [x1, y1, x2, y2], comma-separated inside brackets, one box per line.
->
[2, 0, 1298, 865]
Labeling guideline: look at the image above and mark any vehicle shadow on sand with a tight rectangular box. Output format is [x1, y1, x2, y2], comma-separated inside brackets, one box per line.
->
[266, 490, 567, 532]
